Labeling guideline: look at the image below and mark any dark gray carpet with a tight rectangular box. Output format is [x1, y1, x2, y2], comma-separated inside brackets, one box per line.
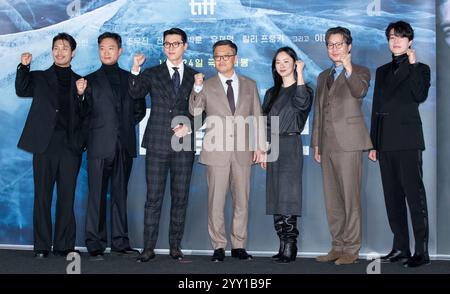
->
[1, 249, 449, 274]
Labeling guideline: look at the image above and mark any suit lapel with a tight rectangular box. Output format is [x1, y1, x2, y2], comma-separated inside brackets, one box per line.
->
[156, 62, 176, 105]
[176, 65, 194, 103]
[235, 75, 246, 116]
[211, 75, 232, 115]
[119, 68, 129, 104]
[319, 68, 332, 108]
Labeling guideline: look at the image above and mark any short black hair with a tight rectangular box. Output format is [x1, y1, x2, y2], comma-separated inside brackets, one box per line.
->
[52, 33, 77, 51]
[98, 32, 122, 48]
[212, 39, 238, 54]
[385, 21, 414, 41]
[163, 28, 187, 43]
[325, 26, 353, 45]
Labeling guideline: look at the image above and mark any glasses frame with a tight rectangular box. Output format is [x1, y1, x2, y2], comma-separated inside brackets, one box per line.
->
[326, 41, 345, 50]
[213, 54, 236, 61]
[163, 41, 184, 49]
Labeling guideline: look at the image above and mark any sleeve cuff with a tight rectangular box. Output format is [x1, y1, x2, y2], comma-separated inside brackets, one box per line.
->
[194, 84, 203, 93]
[131, 68, 140, 75]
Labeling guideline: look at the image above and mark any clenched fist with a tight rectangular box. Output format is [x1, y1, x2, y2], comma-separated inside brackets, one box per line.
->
[295, 60, 305, 74]
[407, 48, 417, 64]
[21, 52, 32, 66]
[341, 53, 352, 75]
[76, 78, 87, 95]
[132, 53, 146, 72]
[194, 73, 204, 86]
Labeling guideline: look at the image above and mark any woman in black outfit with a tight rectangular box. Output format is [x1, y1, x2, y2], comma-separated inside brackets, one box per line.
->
[261, 47, 313, 263]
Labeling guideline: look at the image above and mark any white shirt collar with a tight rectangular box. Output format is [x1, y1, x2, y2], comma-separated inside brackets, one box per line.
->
[166, 59, 184, 75]
[218, 71, 238, 84]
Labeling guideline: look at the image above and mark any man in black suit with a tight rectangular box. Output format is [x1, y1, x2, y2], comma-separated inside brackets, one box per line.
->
[368, 21, 431, 267]
[15, 33, 85, 258]
[78, 32, 146, 260]
[129, 28, 198, 262]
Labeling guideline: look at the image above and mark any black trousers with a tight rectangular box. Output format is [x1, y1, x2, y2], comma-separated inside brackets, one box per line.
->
[379, 149, 429, 255]
[85, 142, 133, 253]
[143, 150, 194, 249]
[32, 132, 81, 252]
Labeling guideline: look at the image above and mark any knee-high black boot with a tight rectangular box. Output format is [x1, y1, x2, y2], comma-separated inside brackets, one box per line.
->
[276, 215, 299, 263]
[272, 214, 284, 259]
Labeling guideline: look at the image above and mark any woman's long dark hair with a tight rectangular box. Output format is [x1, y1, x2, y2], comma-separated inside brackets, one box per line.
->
[263, 46, 299, 114]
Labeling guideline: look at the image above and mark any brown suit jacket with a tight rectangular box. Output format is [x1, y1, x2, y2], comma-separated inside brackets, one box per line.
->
[311, 63, 373, 153]
[189, 74, 266, 166]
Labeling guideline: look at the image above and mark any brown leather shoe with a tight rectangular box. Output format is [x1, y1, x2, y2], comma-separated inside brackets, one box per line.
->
[334, 253, 358, 265]
[315, 250, 342, 262]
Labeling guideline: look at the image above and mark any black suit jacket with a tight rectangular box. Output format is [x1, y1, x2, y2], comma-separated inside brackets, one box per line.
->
[128, 62, 198, 155]
[84, 66, 146, 159]
[370, 61, 430, 152]
[15, 64, 85, 154]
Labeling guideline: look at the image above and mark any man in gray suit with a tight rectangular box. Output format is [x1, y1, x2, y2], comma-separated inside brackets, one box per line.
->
[189, 40, 266, 262]
[311, 27, 372, 265]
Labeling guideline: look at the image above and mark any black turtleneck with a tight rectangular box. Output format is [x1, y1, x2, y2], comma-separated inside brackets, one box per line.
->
[54, 64, 72, 131]
[102, 63, 121, 96]
[391, 53, 408, 74]
[101, 63, 124, 130]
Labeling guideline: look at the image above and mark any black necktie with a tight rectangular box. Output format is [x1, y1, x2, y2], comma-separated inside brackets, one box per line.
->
[226, 79, 235, 114]
[326, 68, 336, 90]
[172, 67, 180, 94]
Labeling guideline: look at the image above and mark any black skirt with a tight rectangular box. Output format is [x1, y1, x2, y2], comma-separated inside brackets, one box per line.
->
[266, 134, 303, 216]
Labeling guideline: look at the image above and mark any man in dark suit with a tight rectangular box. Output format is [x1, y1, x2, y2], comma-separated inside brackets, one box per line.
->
[368, 21, 431, 268]
[129, 28, 198, 262]
[311, 27, 372, 265]
[15, 33, 85, 258]
[78, 32, 146, 260]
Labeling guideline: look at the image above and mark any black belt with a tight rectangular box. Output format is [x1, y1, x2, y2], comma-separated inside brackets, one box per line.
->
[282, 132, 300, 136]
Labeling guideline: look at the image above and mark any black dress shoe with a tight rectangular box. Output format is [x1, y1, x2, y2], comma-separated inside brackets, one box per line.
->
[169, 248, 184, 260]
[136, 248, 155, 262]
[380, 249, 411, 263]
[112, 247, 140, 256]
[211, 248, 225, 262]
[53, 249, 81, 257]
[403, 254, 431, 268]
[89, 250, 104, 261]
[231, 248, 253, 260]
[34, 250, 49, 258]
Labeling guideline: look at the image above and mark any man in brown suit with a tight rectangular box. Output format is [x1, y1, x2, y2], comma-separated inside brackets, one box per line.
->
[189, 40, 266, 262]
[311, 27, 372, 265]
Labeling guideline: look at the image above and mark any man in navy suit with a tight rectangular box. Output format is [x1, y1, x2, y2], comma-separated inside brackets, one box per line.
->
[78, 32, 146, 260]
[129, 28, 199, 262]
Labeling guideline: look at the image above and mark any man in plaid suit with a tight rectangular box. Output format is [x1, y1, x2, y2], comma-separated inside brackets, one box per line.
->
[129, 28, 199, 262]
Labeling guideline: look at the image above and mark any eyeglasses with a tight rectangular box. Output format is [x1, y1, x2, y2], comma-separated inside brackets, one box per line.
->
[213, 54, 236, 61]
[326, 41, 345, 50]
[163, 41, 184, 48]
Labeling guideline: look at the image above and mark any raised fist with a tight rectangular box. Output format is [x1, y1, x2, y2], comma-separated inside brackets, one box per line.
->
[194, 73, 204, 86]
[295, 60, 305, 74]
[21, 52, 32, 66]
[133, 54, 146, 67]
[76, 78, 87, 95]
[407, 48, 417, 64]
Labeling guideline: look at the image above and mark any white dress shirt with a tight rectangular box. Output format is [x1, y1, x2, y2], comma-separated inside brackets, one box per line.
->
[194, 71, 239, 107]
